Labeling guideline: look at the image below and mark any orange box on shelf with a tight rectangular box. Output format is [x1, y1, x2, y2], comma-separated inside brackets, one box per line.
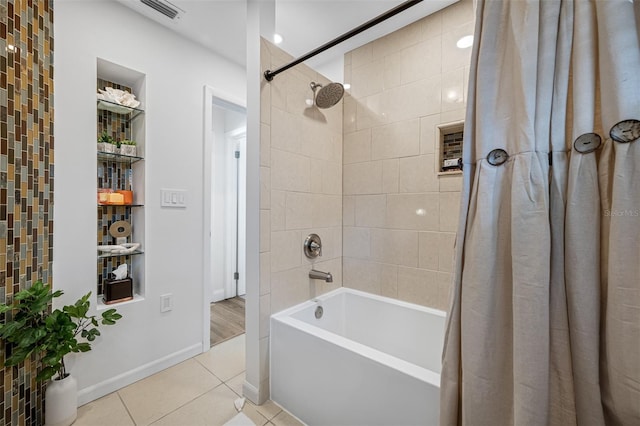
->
[115, 190, 133, 205]
[108, 193, 125, 204]
[97, 188, 113, 205]
[97, 189, 133, 205]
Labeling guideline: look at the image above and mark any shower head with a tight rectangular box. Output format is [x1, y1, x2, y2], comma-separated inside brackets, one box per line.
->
[310, 82, 344, 109]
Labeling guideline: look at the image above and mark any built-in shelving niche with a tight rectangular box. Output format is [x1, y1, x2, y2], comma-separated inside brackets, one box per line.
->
[96, 58, 146, 309]
[437, 121, 464, 175]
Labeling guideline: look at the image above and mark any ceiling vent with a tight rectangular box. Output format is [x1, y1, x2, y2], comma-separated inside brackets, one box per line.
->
[139, 0, 183, 20]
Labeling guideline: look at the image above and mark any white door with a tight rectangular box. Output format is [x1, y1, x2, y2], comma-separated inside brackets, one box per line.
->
[224, 129, 246, 298]
[209, 99, 246, 302]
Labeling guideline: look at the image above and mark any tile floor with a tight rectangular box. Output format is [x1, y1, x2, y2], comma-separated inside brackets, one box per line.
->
[75, 335, 302, 426]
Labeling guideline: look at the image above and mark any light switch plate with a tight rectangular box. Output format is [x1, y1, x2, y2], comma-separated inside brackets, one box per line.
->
[160, 293, 173, 312]
[161, 189, 187, 208]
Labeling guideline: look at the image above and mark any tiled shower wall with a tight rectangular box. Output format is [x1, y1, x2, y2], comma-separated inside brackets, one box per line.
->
[259, 38, 343, 396]
[1, 0, 54, 424]
[342, 0, 474, 310]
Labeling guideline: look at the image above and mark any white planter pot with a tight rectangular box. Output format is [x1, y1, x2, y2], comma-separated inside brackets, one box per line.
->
[97, 142, 117, 154]
[45, 374, 77, 426]
[120, 145, 137, 156]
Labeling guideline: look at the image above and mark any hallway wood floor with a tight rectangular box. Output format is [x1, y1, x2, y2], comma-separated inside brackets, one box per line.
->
[210, 296, 245, 347]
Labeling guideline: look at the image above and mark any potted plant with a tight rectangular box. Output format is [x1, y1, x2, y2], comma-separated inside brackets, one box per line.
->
[97, 131, 118, 154]
[120, 139, 137, 156]
[0, 281, 122, 426]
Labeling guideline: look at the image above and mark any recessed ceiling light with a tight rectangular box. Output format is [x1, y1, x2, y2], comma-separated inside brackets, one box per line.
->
[343, 83, 351, 90]
[273, 33, 283, 45]
[456, 35, 474, 49]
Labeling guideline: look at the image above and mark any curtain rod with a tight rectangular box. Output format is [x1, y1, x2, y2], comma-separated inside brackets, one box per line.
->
[263, 0, 424, 81]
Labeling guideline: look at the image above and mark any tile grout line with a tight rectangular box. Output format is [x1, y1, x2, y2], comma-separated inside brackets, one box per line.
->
[221, 382, 271, 426]
[193, 355, 228, 383]
[122, 359, 226, 426]
[146, 381, 224, 425]
[220, 370, 282, 423]
[116, 391, 137, 426]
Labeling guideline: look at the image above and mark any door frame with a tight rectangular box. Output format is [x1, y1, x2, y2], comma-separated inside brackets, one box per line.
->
[202, 85, 247, 350]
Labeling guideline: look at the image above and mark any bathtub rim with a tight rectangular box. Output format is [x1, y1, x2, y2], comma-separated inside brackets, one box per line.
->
[270, 287, 445, 387]
[271, 287, 447, 320]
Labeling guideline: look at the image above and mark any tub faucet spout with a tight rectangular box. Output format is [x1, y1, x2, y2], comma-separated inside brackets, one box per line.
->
[309, 269, 333, 283]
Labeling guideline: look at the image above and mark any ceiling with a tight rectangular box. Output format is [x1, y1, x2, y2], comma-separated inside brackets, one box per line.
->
[116, 0, 458, 80]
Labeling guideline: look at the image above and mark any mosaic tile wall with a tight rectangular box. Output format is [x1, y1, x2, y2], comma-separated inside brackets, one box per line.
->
[0, 0, 54, 424]
[97, 206, 132, 296]
[97, 157, 132, 191]
[443, 131, 464, 161]
[96, 78, 131, 143]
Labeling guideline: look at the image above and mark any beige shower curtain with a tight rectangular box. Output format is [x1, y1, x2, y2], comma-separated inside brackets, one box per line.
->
[440, 1, 640, 425]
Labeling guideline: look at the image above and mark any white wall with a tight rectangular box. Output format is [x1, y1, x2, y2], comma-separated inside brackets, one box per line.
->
[54, 0, 246, 404]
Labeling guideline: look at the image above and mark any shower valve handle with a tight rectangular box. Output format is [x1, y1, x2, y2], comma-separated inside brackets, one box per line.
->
[304, 234, 323, 258]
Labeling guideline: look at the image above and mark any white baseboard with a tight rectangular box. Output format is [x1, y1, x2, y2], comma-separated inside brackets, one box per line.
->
[242, 380, 260, 405]
[77, 343, 203, 406]
[211, 288, 226, 303]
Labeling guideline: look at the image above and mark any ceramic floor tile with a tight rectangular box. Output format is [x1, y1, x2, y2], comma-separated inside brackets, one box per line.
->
[118, 358, 222, 425]
[252, 399, 283, 422]
[196, 334, 246, 382]
[241, 402, 270, 426]
[271, 410, 304, 426]
[151, 384, 242, 426]
[226, 371, 245, 397]
[75, 392, 134, 426]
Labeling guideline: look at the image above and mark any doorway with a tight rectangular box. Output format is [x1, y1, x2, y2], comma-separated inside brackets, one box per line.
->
[203, 87, 247, 348]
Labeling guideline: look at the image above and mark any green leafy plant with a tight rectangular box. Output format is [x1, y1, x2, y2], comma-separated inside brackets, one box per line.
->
[0, 281, 122, 382]
[120, 139, 136, 146]
[97, 131, 116, 145]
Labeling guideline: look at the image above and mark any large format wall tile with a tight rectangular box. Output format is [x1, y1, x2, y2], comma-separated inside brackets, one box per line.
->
[399, 155, 439, 193]
[397, 266, 439, 307]
[344, 161, 383, 195]
[400, 37, 442, 85]
[343, 227, 371, 259]
[354, 195, 386, 228]
[344, 129, 372, 164]
[371, 119, 420, 160]
[370, 229, 419, 267]
[386, 193, 440, 231]
[342, 0, 474, 310]
[259, 39, 343, 403]
[350, 58, 384, 98]
[271, 149, 311, 192]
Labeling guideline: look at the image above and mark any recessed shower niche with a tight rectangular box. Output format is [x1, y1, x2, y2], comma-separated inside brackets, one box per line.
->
[438, 121, 464, 173]
[96, 58, 146, 307]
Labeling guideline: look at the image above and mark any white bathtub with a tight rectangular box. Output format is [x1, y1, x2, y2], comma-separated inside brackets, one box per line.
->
[270, 287, 446, 426]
